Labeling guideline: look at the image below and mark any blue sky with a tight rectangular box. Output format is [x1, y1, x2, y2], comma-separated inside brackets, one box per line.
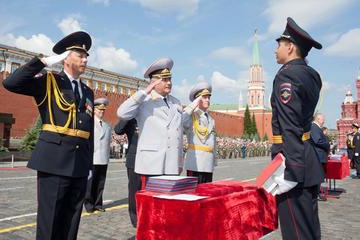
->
[1, 0, 360, 128]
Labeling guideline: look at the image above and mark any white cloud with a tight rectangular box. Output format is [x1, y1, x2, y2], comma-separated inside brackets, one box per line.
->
[91, 45, 138, 74]
[211, 71, 247, 94]
[172, 75, 208, 103]
[88, 0, 110, 6]
[57, 16, 83, 36]
[0, 33, 54, 55]
[325, 28, 360, 57]
[136, 0, 199, 20]
[209, 47, 250, 66]
[264, 0, 354, 36]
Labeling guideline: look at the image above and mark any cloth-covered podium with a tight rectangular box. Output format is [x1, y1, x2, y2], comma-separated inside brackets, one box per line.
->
[136, 180, 278, 240]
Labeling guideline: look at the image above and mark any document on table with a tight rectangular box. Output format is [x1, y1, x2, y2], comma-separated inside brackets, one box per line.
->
[154, 194, 208, 201]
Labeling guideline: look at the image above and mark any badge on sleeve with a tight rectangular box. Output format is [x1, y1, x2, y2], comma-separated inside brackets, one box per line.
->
[279, 83, 292, 104]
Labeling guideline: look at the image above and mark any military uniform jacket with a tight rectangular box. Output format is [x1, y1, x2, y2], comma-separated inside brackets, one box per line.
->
[114, 119, 139, 169]
[2, 57, 94, 177]
[310, 122, 330, 163]
[182, 108, 216, 173]
[353, 132, 360, 157]
[271, 58, 324, 187]
[347, 132, 355, 149]
[117, 90, 183, 175]
[93, 117, 111, 165]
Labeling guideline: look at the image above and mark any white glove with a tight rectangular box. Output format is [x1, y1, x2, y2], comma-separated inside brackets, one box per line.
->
[274, 173, 298, 195]
[41, 50, 70, 66]
[88, 170, 92, 180]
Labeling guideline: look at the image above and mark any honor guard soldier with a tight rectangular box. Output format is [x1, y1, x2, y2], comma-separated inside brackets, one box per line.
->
[84, 98, 112, 213]
[117, 57, 183, 188]
[183, 82, 216, 183]
[347, 123, 358, 169]
[270, 17, 324, 239]
[3, 31, 94, 240]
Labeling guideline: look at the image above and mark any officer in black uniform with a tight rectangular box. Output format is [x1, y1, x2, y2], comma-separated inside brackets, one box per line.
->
[271, 17, 324, 240]
[114, 118, 141, 227]
[3, 31, 94, 240]
[352, 123, 360, 177]
[347, 123, 358, 169]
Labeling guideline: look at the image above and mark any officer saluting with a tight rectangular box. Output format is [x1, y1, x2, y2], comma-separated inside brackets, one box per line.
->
[270, 18, 324, 239]
[117, 57, 183, 187]
[3, 31, 94, 240]
[183, 82, 216, 183]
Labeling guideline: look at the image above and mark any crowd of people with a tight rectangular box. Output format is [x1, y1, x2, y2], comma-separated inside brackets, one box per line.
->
[2, 17, 334, 240]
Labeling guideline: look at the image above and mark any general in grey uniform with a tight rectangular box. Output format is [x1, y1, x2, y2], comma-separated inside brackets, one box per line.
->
[117, 57, 183, 186]
[183, 82, 216, 183]
[84, 98, 112, 213]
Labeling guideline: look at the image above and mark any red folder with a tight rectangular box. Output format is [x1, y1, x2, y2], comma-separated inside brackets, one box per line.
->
[256, 153, 285, 195]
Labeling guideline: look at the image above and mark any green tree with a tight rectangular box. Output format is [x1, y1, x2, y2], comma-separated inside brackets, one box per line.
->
[263, 133, 268, 141]
[243, 105, 252, 137]
[251, 114, 258, 136]
[20, 116, 42, 151]
[0, 139, 9, 152]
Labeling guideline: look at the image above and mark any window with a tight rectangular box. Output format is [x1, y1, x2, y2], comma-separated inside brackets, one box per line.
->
[126, 88, 131, 95]
[0, 61, 4, 72]
[101, 83, 107, 91]
[110, 85, 115, 92]
[11, 63, 20, 73]
[118, 86, 123, 94]
[92, 81, 98, 89]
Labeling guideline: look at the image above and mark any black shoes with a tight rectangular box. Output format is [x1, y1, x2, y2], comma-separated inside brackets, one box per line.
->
[95, 207, 106, 212]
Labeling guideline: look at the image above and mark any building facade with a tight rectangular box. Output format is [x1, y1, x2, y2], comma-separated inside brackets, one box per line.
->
[336, 73, 360, 149]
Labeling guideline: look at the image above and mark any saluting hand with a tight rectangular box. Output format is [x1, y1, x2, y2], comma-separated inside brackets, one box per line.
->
[145, 77, 163, 94]
[41, 50, 71, 67]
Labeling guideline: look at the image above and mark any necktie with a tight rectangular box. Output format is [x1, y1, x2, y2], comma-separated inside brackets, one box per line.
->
[163, 97, 170, 108]
[72, 80, 81, 106]
[100, 120, 103, 127]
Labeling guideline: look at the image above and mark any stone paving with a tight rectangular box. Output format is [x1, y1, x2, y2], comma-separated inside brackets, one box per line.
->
[1, 157, 359, 239]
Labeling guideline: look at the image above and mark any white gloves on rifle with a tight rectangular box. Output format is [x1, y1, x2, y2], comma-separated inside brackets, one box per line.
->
[88, 170, 92, 180]
[41, 50, 70, 67]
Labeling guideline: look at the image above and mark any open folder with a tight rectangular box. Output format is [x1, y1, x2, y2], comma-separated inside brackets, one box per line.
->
[256, 153, 285, 195]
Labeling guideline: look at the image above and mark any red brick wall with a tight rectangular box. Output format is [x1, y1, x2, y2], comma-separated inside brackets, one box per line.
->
[209, 111, 243, 137]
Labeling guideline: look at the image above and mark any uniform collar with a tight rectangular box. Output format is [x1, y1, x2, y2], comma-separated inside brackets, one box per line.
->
[64, 69, 80, 83]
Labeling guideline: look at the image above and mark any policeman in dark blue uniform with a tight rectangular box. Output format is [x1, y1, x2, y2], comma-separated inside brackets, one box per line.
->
[3, 31, 94, 240]
[271, 17, 324, 240]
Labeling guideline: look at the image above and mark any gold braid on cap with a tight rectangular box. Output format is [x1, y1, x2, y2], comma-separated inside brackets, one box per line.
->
[195, 89, 211, 99]
[37, 72, 77, 131]
[151, 68, 172, 78]
[66, 45, 88, 53]
[192, 112, 209, 141]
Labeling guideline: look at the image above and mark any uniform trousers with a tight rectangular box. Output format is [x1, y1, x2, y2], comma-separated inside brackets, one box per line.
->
[37, 171, 87, 240]
[84, 164, 108, 211]
[187, 170, 213, 184]
[276, 185, 320, 240]
[354, 156, 360, 176]
[126, 167, 141, 227]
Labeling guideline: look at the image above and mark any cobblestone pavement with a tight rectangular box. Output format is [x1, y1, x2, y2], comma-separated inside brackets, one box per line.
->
[1, 157, 359, 239]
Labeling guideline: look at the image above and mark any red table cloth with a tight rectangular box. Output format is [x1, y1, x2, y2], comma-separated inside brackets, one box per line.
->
[136, 180, 278, 240]
[325, 156, 350, 179]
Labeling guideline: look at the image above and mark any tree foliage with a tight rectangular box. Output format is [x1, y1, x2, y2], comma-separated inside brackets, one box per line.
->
[20, 116, 42, 151]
